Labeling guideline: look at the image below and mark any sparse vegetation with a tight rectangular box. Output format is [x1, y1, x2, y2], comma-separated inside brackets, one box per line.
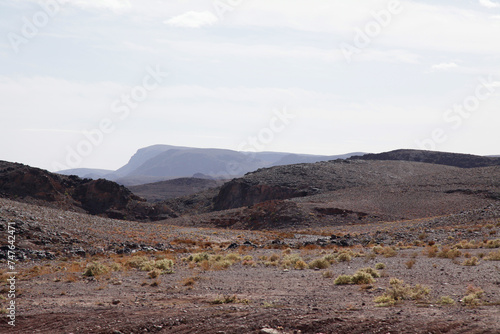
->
[351, 271, 375, 285]
[334, 268, 379, 286]
[336, 252, 352, 262]
[437, 296, 455, 305]
[334, 275, 353, 285]
[374, 278, 431, 307]
[462, 257, 479, 266]
[322, 271, 334, 278]
[461, 285, 484, 306]
[437, 246, 462, 259]
[211, 295, 249, 305]
[83, 262, 109, 277]
[405, 259, 416, 269]
[308, 258, 330, 270]
[485, 250, 500, 261]
[485, 239, 500, 248]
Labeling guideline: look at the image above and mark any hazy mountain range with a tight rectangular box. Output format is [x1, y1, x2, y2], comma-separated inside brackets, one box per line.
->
[58, 144, 365, 186]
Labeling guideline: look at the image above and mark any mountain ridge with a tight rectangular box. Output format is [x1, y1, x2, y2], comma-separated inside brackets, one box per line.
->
[58, 144, 364, 185]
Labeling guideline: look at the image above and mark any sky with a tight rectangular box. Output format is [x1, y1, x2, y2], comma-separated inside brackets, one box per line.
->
[1, 0, 500, 172]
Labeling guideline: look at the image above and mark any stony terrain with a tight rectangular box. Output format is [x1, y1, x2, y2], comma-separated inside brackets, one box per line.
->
[129, 178, 225, 202]
[1, 150, 500, 333]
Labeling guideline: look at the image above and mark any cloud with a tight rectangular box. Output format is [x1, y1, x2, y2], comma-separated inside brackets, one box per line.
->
[164, 11, 219, 28]
[69, 0, 132, 12]
[430, 62, 459, 72]
[479, 0, 500, 8]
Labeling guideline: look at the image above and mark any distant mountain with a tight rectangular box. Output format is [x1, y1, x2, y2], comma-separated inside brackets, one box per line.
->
[125, 148, 265, 179]
[113, 144, 191, 178]
[57, 168, 114, 179]
[57, 144, 361, 186]
[350, 149, 500, 168]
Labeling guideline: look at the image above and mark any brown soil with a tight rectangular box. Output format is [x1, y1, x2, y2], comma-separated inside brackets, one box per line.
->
[1, 198, 499, 334]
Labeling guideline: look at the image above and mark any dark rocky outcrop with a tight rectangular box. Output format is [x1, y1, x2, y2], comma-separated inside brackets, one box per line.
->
[213, 179, 308, 211]
[0, 161, 175, 221]
[350, 149, 500, 168]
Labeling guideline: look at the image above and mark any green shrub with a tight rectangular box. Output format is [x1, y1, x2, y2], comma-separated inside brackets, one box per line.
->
[375, 263, 386, 270]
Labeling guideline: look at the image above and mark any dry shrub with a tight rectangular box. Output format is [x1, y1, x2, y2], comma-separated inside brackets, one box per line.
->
[337, 252, 352, 262]
[485, 250, 500, 261]
[461, 285, 484, 306]
[462, 257, 479, 266]
[281, 254, 304, 269]
[334, 275, 352, 285]
[454, 240, 480, 249]
[269, 253, 281, 262]
[437, 296, 455, 305]
[211, 295, 248, 305]
[182, 276, 200, 286]
[485, 239, 500, 248]
[424, 245, 438, 258]
[437, 247, 462, 259]
[322, 271, 334, 278]
[148, 269, 161, 279]
[83, 262, 109, 277]
[374, 278, 431, 307]
[308, 258, 330, 270]
[405, 260, 416, 269]
[351, 272, 375, 285]
[294, 260, 307, 270]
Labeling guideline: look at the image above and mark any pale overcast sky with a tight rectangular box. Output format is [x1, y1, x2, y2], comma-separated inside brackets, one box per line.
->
[1, 0, 500, 171]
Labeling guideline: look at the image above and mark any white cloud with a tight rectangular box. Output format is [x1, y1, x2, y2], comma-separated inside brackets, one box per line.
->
[68, 0, 132, 12]
[479, 0, 500, 8]
[164, 11, 219, 28]
[430, 62, 459, 71]
[357, 49, 421, 64]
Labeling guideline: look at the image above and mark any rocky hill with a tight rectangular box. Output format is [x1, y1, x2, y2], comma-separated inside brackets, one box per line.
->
[0, 161, 175, 220]
[129, 177, 224, 202]
[349, 149, 500, 168]
[159, 156, 500, 229]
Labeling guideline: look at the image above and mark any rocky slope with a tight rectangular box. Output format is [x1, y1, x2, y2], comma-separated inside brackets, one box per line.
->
[129, 177, 224, 202]
[0, 161, 175, 220]
[350, 149, 500, 168]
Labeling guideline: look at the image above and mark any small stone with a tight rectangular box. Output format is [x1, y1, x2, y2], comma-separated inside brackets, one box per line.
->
[260, 329, 282, 334]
